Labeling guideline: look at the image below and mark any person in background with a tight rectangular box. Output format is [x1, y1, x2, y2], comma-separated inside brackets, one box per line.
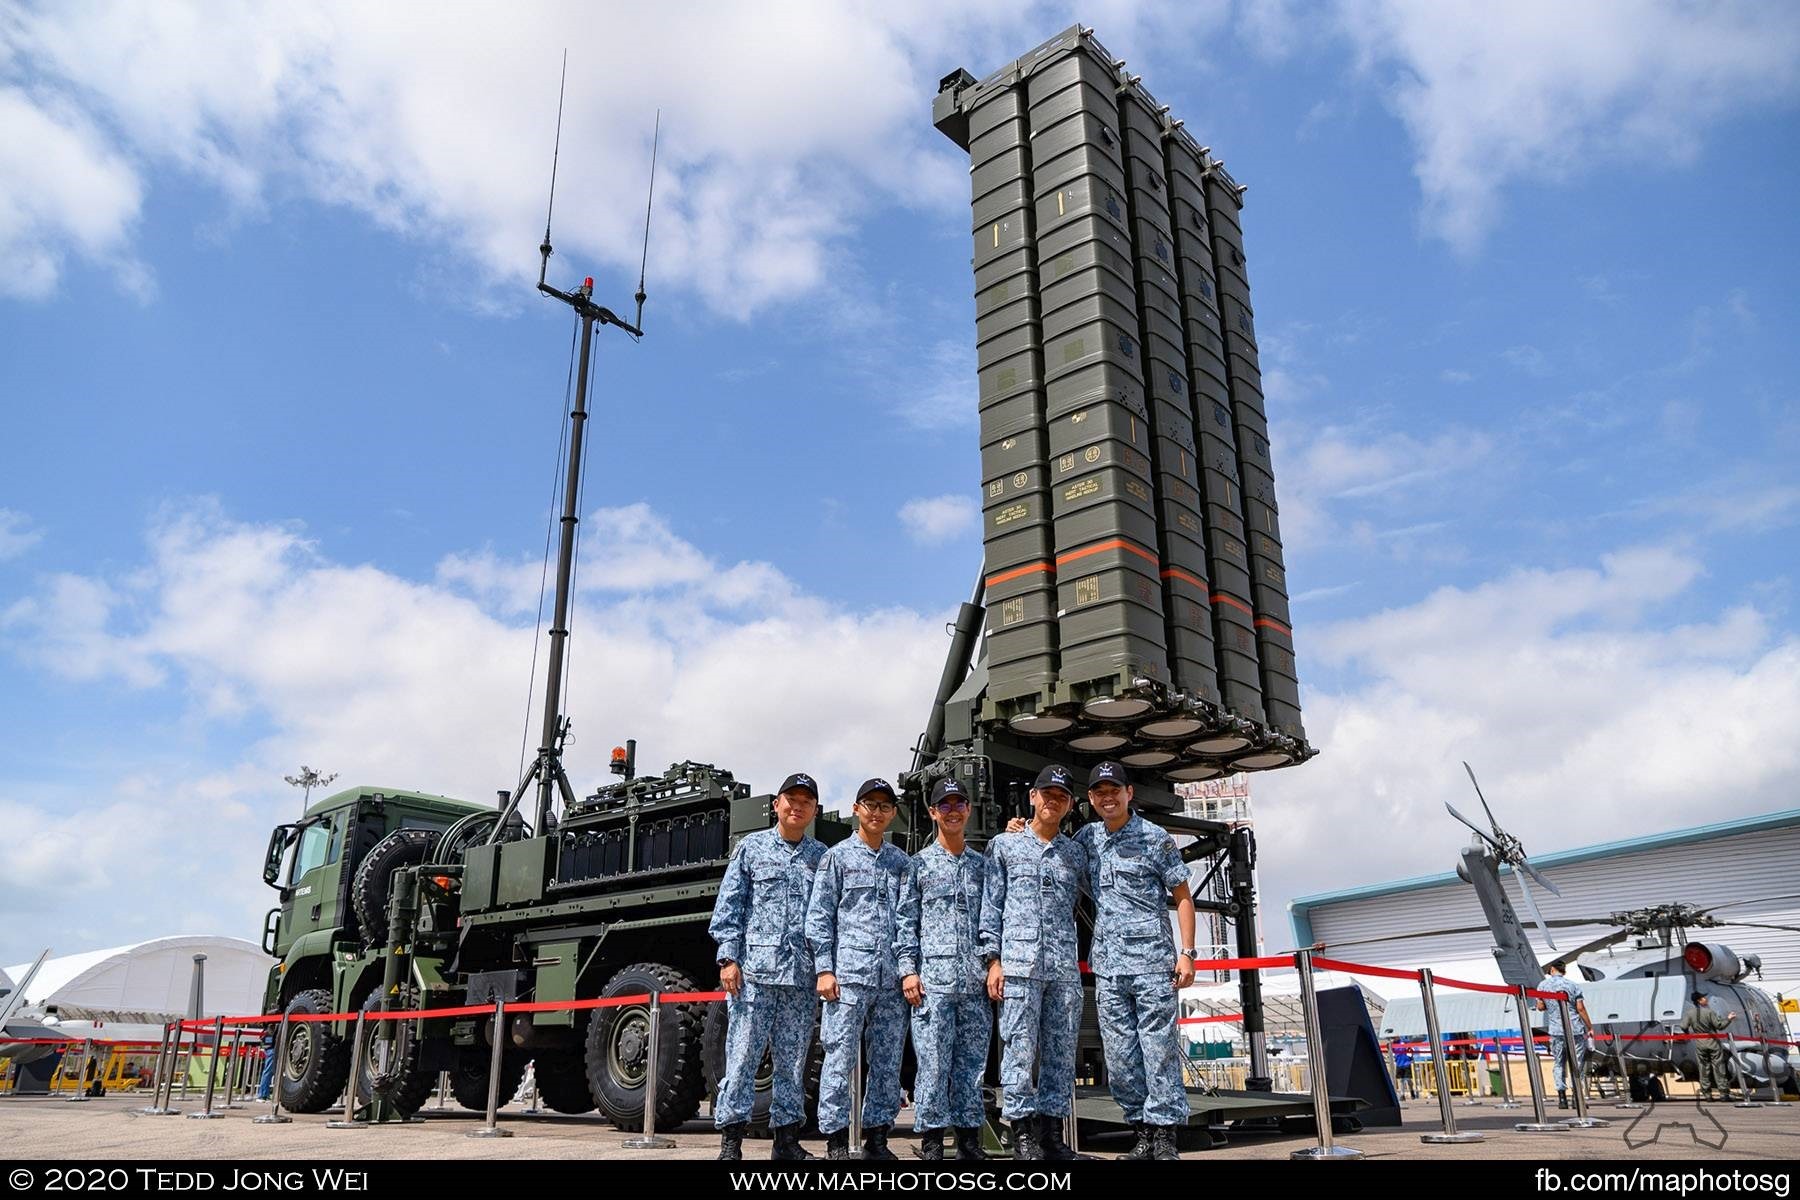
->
[1392, 1041, 1418, 1099]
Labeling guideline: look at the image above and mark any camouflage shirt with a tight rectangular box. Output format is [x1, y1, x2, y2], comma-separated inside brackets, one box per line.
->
[1074, 814, 1189, 978]
[895, 841, 987, 994]
[978, 828, 1083, 981]
[709, 827, 827, 988]
[805, 836, 911, 989]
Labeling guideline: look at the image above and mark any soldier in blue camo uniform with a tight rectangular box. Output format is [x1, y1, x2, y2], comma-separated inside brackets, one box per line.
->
[1073, 761, 1197, 1161]
[805, 777, 911, 1160]
[978, 763, 1084, 1162]
[896, 777, 992, 1162]
[709, 772, 827, 1161]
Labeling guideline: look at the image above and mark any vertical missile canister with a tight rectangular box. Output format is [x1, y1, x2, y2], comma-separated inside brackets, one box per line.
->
[935, 27, 1311, 774]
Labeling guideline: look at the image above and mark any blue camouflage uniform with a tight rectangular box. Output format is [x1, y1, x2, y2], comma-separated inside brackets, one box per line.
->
[709, 827, 826, 1128]
[1073, 816, 1192, 1127]
[978, 829, 1084, 1120]
[805, 836, 912, 1135]
[1536, 973, 1588, 1093]
[895, 841, 991, 1131]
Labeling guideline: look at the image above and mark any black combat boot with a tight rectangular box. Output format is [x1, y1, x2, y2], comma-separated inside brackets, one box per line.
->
[919, 1129, 944, 1160]
[718, 1122, 747, 1161]
[954, 1126, 991, 1160]
[1037, 1113, 1078, 1161]
[1557, 1090, 1569, 1110]
[825, 1128, 851, 1160]
[1120, 1121, 1153, 1160]
[1150, 1125, 1180, 1161]
[1011, 1116, 1043, 1160]
[772, 1123, 814, 1161]
[863, 1124, 899, 1161]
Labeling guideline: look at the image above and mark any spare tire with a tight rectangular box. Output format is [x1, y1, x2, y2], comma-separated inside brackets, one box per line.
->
[352, 829, 441, 946]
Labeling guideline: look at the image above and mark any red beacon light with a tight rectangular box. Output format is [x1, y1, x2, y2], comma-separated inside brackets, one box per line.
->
[1683, 943, 1712, 972]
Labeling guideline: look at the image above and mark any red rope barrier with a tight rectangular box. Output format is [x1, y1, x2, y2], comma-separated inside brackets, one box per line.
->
[1311, 955, 1422, 982]
[1176, 1012, 1243, 1026]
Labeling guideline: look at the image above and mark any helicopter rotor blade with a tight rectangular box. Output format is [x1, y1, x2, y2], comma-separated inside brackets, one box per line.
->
[1445, 801, 1501, 848]
[1517, 856, 1563, 899]
[1698, 893, 1800, 917]
[1559, 927, 1632, 962]
[1714, 921, 1800, 935]
[1462, 761, 1501, 835]
[1516, 871, 1558, 951]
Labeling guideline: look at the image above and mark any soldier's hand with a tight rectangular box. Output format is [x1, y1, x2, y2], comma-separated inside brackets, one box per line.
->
[986, 960, 1005, 1002]
[720, 962, 742, 996]
[1175, 958, 1195, 989]
[1005, 817, 1027, 834]
[817, 971, 840, 1003]
[902, 975, 924, 1007]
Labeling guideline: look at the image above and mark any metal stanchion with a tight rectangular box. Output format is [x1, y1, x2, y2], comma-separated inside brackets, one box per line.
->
[1556, 1001, 1606, 1128]
[624, 992, 675, 1149]
[1495, 1045, 1521, 1109]
[435, 1069, 450, 1109]
[138, 1025, 177, 1114]
[326, 1013, 370, 1128]
[467, 1001, 512, 1138]
[153, 1025, 185, 1113]
[1730, 1042, 1763, 1108]
[1512, 987, 1565, 1133]
[1065, 1072, 1080, 1156]
[221, 1030, 244, 1109]
[1756, 1039, 1788, 1106]
[64, 1038, 94, 1102]
[848, 1020, 864, 1151]
[176, 1021, 197, 1102]
[1418, 969, 1483, 1144]
[187, 1018, 227, 1119]
[1606, 1034, 1642, 1110]
[1289, 950, 1361, 1160]
[255, 1015, 294, 1125]
[520, 1063, 542, 1116]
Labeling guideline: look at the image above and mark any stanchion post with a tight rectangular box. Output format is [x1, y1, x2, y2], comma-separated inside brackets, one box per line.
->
[1512, 987, 1565, 1133]
[221, 1030, 244, 1109]
[1419, 969, 1483, 1144]
[466, 1001, 512, 1138]
[435, 1069, 449, 1109]
[849, 1022, 864, 1150]
[187, 1018, 227, 1119]
[137, 1024, 177, 1114]
[1730, 1038, 1763, 1108]
[326, 1012, 370, 1129]
[64, 1038, 94, 1102]
[176, 1021, 196, 1102]
[1289, 950, 1362, 1160]
[1556, 1000, 1606, 1128]
[1756, 1038, 1788, 1106]
[1495, 1044, 1520, 1109]
[255, 1015, 294, 1125]
[1066, 1072, 1080, 1156]
[521, 1063, 541, 1116]
[1607, 1033, 1642, 1110]
[624, 992, 675, 1149]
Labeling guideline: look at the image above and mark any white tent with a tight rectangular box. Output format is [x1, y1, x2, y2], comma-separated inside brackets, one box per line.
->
[2, 935, 271, 1023]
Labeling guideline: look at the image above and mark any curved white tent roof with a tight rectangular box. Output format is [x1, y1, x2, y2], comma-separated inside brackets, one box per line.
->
[2, 935, 271, 1022]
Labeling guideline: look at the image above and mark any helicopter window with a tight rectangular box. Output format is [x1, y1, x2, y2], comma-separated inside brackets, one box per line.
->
[1578, 964, 1603, 981]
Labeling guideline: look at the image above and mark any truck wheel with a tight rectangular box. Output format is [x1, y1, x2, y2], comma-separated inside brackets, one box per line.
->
[352, 992, 434, 1115]
[351, 829, 441, 946]
[277, 989, 352, 1113]
[451, 1043, 529, 1111]
[532, 1049, 596, 1113]
[698, 994, 822, 1136]
[586, 963, 706, 1131]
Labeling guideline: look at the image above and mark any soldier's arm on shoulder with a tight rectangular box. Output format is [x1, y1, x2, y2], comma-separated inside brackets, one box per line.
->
[804, 851, 842, 974]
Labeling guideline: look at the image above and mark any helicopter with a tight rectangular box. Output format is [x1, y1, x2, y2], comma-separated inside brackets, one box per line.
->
[1342, 765, 1799, 1096]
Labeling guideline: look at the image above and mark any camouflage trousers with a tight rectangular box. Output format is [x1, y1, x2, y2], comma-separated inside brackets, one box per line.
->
[714, 980, 816, 1128]
[1096, 972, 1191, 1126]
[910, 991, 993, 1131]
[817, 983, 908, 1134]
[1548, 1034, 1587, 1094]
[998, 977, 1080, 1119]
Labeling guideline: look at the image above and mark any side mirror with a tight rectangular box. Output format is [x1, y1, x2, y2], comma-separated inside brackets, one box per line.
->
[263, 824, 298, 887]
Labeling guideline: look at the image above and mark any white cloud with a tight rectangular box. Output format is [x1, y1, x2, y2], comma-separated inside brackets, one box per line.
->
[0, 510, 44, 560]
[1501, 344, 1550, 377]
[899, 494, 978, 545]
[1338, 0, 1800, 250]
[0, 501, 949, 957]
[1254, 544, 1800, 927]
[1439, 369, 1472, 385]
[1271, 420, 1494, 551]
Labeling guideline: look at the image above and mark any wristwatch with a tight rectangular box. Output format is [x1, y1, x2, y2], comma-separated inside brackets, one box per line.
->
[1177, 948, 1197, 960]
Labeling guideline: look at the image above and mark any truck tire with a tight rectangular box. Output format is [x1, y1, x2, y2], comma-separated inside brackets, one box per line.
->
[532, 1049, 596, 1113]
[698, 992, 824, 1136]
[277, 989, 352, 1113]
[352, 991, 434, 1115]
[351, 829, 441, 946]
[586, 962, 706, 1131]
[451, 1043, 529, 1112]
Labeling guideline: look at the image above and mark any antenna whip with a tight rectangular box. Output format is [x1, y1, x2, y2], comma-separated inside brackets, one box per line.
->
[633, 109, 659, 335]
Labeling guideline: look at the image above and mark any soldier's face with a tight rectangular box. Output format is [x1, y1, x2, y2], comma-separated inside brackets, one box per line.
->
[1030, 787, 1072, 824]
[854, 793, 898, 836]
[1088, 781, 1131, 821]
[774, 788, 817, 835]
[929, 796, 969, 835]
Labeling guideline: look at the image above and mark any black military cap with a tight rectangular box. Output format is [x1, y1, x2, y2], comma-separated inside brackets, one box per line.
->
[1088, 761, 1131, 788]
[929, 778, 969, 806]
[778, 772, 819, 798]
[856, 777, 897, 804]
[1032, 764, 1076, 796]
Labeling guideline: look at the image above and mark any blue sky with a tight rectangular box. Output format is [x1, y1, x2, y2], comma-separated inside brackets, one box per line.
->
[3, 1, 1798, 968]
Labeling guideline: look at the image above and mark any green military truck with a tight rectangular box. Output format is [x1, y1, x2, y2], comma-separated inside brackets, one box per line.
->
[259, 762, 854, 1128]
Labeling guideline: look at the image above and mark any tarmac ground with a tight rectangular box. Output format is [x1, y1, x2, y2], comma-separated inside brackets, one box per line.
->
[1, 1092, 1794, 1161]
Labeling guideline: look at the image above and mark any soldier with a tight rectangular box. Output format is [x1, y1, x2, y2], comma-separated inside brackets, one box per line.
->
[1534, 960, 1593, 1109]
[1072, 761, 1196, 1161]
[979, 764, 1084, 1162]
[806, 777, 911, 1160]
[709, 772, 827, 1161]
[896, 777, 991, 1162]
[1682, 993, 1739, 1101]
